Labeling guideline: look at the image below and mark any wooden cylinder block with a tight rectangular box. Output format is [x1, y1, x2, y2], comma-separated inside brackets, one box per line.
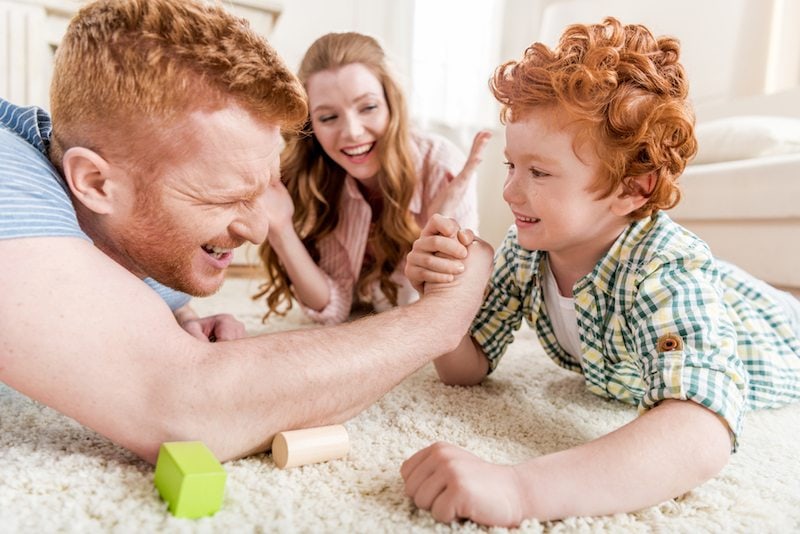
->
[272, 424, 349, 469]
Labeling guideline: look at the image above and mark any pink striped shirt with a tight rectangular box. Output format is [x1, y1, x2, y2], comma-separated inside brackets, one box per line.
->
[299, 131, 479, 324]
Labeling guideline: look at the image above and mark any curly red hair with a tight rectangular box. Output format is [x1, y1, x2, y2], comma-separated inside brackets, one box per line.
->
[490, 17, 697, 218]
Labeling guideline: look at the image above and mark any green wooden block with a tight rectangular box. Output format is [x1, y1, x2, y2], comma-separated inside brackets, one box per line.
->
[154, 441, 227, 518]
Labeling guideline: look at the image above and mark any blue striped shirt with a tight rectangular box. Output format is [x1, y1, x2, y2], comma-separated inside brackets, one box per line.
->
[0, 98, 190, 311]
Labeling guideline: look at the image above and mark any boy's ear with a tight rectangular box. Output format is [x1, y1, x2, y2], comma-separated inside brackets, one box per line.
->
[610, 171, 656, 217]
[61, 147, 116, 215]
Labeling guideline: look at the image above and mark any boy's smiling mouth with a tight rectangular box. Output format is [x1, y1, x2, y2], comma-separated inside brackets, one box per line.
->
[512, 211, 541, 224]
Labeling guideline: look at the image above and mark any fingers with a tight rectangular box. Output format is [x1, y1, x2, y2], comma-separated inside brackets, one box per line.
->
[181, 320, 208, 341]
[421, 213, 461, 238]
[210, 314, 247, 341]
[182, 315, 248, 342]
[456, 228, 475, 247]
[456, 129, 493, 183]
[405, 233, 468, 288]
[468, 129, 492, 162]
[400, 445, 436, 495]
[401, 443, 464, 524]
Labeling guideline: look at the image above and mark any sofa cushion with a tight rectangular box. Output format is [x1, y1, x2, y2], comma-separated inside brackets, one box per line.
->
[693, 115, 800, 165]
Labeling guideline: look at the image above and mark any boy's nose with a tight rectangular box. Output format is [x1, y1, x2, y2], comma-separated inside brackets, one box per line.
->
[502, 174, 523, 204]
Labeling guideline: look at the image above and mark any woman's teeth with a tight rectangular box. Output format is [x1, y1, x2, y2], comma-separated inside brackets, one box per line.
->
[518, 215, 540, 223]
[342, 143, 373, 156]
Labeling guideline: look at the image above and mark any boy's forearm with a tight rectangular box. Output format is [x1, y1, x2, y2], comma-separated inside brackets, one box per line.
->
[433, 334, 489, 385]
[515, 399, 731, 521]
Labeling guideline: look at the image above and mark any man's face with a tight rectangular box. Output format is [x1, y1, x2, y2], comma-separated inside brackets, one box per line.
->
[109, 104, 282, 296]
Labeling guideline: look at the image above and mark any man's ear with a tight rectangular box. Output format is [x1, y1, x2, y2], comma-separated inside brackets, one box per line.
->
[610, 171, 656, 217]
[61, 147, 116, 215]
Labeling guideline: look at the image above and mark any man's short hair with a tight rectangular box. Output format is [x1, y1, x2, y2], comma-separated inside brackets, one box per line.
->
[49, 0, 307, 173]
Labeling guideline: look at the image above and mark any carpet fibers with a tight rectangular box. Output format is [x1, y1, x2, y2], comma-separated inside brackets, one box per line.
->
[1, 277, 798, 533]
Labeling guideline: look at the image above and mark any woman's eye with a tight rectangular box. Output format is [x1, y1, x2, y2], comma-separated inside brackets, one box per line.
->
[318, 114, 336, 123]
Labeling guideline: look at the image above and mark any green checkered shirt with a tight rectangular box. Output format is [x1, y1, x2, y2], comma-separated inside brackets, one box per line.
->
[470, 212, 800, 449]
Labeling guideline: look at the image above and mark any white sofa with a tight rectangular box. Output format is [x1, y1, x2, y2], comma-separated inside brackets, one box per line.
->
[670, 88, 800, 291]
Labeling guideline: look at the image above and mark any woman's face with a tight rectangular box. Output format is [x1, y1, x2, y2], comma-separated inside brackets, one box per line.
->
[306, 63, 390, 187]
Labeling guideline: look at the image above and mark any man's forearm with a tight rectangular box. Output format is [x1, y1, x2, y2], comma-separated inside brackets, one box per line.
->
[151, 293, 473, 463]
[515, 399, 732, 521]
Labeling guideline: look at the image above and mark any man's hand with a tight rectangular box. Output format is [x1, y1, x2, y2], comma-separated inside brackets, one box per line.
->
[180, 314, 247, 342]
[401, 442, 527, 527]
[428, 130, 492, 218]
[405, 214, 478, 294]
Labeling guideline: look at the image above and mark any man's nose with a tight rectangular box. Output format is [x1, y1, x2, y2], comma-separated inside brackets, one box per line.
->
[230, 203, 269, 245]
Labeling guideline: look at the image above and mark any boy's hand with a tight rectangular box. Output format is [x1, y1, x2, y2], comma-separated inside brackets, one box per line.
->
[429, 130, 492, 217]
[405, 214, 476, 293]
[401, 442, 526, 528]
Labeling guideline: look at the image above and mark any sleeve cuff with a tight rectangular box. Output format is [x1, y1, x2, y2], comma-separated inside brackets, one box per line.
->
[640, 351, 747, 451]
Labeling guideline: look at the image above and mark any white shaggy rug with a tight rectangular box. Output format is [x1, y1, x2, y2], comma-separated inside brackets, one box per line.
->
[1, 277, 799, 533]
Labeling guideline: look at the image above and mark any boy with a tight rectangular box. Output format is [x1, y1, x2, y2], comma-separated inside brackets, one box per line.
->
[400, 17, 800, 526]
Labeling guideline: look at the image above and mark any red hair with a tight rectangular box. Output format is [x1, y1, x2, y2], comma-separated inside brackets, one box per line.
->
[490, 17, 697, 218]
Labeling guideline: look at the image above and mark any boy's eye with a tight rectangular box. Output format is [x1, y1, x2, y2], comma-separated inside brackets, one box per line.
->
[503, 161, 514, 170]
[529, 167, 549, 178]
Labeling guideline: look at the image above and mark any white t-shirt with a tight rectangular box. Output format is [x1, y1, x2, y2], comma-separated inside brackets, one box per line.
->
[542, 259, 582, 362]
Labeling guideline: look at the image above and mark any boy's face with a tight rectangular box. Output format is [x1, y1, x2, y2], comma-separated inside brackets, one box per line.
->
[502, 107, 632, 270]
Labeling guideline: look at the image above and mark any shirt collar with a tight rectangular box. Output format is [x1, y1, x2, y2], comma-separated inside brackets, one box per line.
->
[575, 214, 659, 296]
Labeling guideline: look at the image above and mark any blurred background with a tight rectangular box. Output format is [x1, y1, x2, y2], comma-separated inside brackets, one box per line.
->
[3, 0, 798, 290]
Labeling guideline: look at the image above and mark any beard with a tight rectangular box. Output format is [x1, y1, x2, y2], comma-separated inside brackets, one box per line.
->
[112, 187, 226, 297]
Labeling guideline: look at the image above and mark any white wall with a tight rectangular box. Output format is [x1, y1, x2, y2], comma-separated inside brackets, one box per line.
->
[267, 0, 800, 248]
[5, 0, 800, 251]
[267, 0, 414, 85]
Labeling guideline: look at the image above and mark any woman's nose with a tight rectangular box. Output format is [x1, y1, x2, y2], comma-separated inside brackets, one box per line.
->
[343, 112, 365, 139]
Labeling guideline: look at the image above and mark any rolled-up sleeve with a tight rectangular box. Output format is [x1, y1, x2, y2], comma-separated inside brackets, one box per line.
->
[470, 228, 528, 372]
[632, 254, 748, 450]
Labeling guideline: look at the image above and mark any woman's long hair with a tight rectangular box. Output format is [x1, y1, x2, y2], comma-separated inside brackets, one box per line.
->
[255, 32, 419, 319]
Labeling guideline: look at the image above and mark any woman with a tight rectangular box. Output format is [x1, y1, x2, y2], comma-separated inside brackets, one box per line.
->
[256, 32, 489, 324]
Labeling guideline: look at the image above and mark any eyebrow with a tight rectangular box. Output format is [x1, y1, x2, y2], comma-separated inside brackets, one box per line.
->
[311, 92, 382, 114]
[504, 149, 560, 167]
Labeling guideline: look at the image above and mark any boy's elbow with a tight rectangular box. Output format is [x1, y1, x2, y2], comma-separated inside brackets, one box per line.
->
[697, 428, 732, 481]
[690, 408, 734, 483]
[435, 366, 487, 387]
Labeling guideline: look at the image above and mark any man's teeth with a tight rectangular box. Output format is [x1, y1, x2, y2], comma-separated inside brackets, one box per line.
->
[203, 245, 232, 258]
[342, 143, 372, 156]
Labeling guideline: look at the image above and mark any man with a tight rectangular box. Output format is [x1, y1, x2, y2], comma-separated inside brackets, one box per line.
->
[0, 0, 492, 464]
